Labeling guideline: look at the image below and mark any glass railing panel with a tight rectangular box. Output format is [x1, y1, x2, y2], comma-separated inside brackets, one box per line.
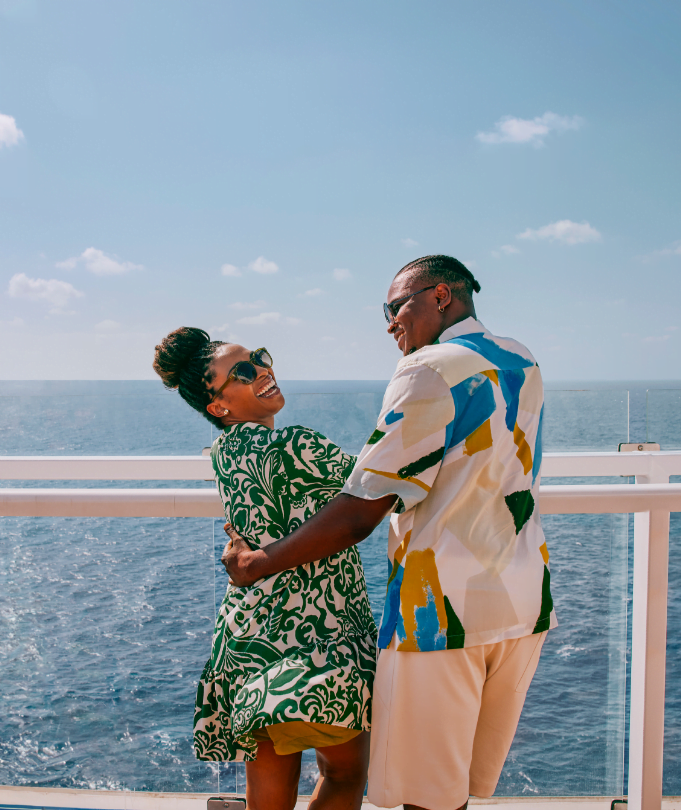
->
[497, 511, 628, 796]
[0, 382, 219, 793]
[0, 514, 218, 793]
[646, 389, 681, 449]
[543, 389, 630, 451]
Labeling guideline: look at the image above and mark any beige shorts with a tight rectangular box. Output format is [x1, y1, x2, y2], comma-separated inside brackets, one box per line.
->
[368, 631, 547, 810]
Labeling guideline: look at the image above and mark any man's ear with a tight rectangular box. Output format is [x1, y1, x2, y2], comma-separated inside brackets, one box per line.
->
[435, 282, 452, 308]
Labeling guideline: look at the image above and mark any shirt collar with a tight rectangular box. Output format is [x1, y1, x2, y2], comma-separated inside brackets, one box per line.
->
[437, 316, 486, 343]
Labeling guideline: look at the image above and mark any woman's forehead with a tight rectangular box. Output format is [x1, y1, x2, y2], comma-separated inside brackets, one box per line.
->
[213, 343, 250, 366]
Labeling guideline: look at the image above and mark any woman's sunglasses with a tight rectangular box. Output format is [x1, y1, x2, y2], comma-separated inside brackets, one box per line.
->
[383, 285, 436, 324]
[210, 348, 273, 402]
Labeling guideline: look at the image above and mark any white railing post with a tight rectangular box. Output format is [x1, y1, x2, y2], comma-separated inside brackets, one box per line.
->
[629, 462, 671, 810]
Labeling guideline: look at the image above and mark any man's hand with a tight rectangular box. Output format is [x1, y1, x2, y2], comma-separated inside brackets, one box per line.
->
[220, 494, 396, 585]
[221, 524, 261, 587]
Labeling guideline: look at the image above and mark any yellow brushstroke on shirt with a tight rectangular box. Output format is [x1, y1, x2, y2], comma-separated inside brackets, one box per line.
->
[464, 419, 493, 456]
[362, 468, 432, 493]
[387, 531, 412, 586]
[481, 369, 499, 385]
[539, 541, 549, 564]
[398, 548, 447, 652]
[394, 530, 412, 567]
[513, 423, 533, 475]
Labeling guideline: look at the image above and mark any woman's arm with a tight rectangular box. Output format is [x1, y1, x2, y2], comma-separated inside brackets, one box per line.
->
[223, 492, 396, 586]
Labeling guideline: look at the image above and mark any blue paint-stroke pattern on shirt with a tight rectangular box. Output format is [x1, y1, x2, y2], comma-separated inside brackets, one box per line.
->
[498, 368, 526, 432]
[413, 587, 447, 651]
[378, 557, 404, 647]
[447, 333, 535, 371]
[446, 373, 497, 451]
[532, 403, 544, 485]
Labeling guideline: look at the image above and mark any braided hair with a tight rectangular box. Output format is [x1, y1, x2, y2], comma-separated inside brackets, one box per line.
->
[396, 255, 481, 304]
[153, 327, 227, 429]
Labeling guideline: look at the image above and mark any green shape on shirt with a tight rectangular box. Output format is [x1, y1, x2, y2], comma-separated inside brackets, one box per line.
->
[367, 428, 386, 445]
[444, 596, 465, 649]
[532, 564, 554, 634]
[398, 446, 445, 479]
[504, 489, 535, 534]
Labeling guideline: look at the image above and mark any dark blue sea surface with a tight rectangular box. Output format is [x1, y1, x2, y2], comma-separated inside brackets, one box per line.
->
[1, 380, 680, 796]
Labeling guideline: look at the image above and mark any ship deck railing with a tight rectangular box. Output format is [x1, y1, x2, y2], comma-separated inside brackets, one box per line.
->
[2, 450, 681, 810]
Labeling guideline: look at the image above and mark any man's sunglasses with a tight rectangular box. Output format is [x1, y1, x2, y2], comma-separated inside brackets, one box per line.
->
[383, 286, 436, 324]
[210, 348, 273, 402]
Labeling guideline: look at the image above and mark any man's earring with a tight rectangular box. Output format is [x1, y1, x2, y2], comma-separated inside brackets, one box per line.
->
[438, 305, 445, 313]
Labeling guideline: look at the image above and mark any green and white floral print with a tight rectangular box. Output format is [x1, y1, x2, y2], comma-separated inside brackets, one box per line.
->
[193, 422, 378, 762]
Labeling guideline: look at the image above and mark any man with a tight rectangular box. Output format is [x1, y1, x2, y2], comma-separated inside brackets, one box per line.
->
[224, 254, 556, 810]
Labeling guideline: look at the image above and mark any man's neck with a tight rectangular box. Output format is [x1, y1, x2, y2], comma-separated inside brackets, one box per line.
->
[436, 309, 476, 342]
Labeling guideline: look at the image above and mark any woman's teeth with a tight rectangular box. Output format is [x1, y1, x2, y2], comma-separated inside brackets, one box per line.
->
[257, 378, 277, 397]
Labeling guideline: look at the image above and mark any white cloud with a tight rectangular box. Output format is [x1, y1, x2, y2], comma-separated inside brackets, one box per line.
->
[301, 288, 323, 297]
[638, 241, 681, 263]
[476, 112, 584, 148]
[401, 238, 418, 248]
[228, 300, 267, 310]
[0, 113, 24, 148]
[517, 220, 601, 245]
[95, 319, 120, 331]
[221, 263, 242, 277]
[643, 335, 671, 343]
[248, 256, 279, 275]
[8, 273, 84, 312]
[333, 268, 352, 281]
[666, 326, 679, 332]
[237, 311, 300, 326]
[57, 247, 143, 275]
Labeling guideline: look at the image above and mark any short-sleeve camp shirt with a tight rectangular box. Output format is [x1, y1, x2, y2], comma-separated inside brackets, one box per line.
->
[342, 317, 557, 651]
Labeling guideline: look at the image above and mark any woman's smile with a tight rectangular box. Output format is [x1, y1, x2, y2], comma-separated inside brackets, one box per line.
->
[256, 374, 280, 399]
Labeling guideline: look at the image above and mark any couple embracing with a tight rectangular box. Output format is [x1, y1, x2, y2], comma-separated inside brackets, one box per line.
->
[153, 255, 556, 810]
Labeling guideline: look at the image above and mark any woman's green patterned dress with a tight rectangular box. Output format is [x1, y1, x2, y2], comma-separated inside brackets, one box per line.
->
[193, 422, 378, 762]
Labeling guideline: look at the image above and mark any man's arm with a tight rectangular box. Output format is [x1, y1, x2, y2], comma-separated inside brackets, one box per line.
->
[223, 492, 396, 586]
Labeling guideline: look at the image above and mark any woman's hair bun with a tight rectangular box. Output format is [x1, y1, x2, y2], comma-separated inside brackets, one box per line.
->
[153, 327, 211, 389]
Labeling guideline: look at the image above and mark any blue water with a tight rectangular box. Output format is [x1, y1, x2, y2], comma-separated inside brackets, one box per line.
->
[1, 380, 680, 796]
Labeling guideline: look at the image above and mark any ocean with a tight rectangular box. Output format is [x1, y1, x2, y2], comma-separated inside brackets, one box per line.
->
[1, 380, 680, 797]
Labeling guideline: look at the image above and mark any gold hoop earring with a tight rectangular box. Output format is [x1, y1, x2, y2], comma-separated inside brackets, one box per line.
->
[438, 305, 445, 313]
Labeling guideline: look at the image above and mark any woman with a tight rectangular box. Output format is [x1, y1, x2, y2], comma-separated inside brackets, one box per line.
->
[153, 327, 377, 810]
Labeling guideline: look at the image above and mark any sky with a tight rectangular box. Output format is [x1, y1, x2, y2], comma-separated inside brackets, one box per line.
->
[1, 0, 680, 381]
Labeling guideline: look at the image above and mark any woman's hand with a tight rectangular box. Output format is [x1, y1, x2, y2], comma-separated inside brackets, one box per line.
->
[222, 524, 260, 587]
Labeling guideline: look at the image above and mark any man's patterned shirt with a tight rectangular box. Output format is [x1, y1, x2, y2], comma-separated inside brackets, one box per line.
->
[342, 317, 557, 651]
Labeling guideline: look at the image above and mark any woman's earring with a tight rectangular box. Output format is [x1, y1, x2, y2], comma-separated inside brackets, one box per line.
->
[222, 409, 229, 416]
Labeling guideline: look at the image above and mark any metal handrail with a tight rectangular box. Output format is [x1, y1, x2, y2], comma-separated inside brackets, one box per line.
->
[1, 482, 681, 517]
[1, 450, 681, 480]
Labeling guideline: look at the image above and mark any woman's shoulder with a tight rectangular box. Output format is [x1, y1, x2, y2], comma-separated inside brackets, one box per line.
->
[268, 423, 329, 445]
[211, 423, 339, 469]
[211, 423, 274, 469]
